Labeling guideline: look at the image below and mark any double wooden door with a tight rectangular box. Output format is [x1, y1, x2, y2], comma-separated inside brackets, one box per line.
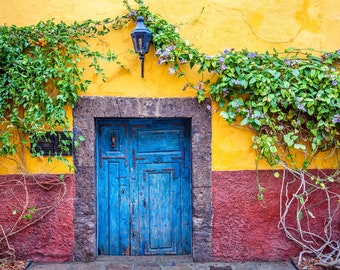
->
[96, 118, 192, 256]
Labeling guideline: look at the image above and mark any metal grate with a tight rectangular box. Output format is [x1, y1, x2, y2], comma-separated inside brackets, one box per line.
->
[31, 131, 73, 156]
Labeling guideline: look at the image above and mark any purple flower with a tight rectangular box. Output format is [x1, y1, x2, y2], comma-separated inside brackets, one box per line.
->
[205, 55, 212, 60]
[232, 79, 240, 85]
[337, 49, 340, 55]
[284, 60, 291, 66]
[221, 64, 227, 70]
[332, 80, 338, 86]
[332, 114, 340, 124]
[206, 105, 211, 111]
[247, 52, 257, 58]
[160, 46, 174, 57]
[180, 58, 186, 64]
[278, 125, 284, 130]
[156, 46, 176, 65]
[218, 57, 225, 64]
[223, 48, 229, 54]
[297, 103, 306, 112]
[155, 48, 162, 56]
[163, 49, 170, 57]
[128, 11, 137, 17]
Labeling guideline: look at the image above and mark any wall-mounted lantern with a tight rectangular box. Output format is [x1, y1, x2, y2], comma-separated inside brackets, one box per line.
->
[130, 16, 152, 78]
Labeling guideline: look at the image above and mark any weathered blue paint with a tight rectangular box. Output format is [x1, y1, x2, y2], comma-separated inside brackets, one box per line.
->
[96, 118, 192, 256]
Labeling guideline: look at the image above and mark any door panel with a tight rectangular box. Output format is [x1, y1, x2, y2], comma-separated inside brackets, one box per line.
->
[96, 118, 192, 256]
[135, 163, 181, 255]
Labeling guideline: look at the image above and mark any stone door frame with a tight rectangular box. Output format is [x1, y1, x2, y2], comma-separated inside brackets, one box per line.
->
[73, 97, 212, 262]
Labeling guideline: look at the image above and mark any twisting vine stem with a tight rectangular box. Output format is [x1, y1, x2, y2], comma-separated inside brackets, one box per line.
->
[278, 164, 340, 268]
[0, 174, 67, 263]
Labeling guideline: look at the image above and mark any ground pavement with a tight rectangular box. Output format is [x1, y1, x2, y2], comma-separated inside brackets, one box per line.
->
[27, 255, 297, 270]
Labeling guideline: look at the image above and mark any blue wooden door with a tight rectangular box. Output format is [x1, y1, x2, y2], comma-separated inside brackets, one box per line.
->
[96, 118, 192, 256]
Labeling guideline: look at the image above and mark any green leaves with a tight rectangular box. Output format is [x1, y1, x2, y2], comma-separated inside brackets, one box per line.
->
[252, 134, 280, 166]
[23, 206, 38, 221]
[283, 132, 298, 148]
[137, 6, 339, 170]
[203, 48, 339, 166]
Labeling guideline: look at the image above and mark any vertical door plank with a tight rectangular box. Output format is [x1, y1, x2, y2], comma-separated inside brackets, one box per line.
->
[108, 162, 119, 254]
[97, 158, 109, 255]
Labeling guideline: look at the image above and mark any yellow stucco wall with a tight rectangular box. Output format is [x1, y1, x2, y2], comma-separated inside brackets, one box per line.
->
[0, 0, 339, 174]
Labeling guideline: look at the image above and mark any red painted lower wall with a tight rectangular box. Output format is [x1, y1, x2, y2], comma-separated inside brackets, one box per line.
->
[212, 170, 340, 262]
[0, 174, 74, 262]
[1, 171, 339, 263]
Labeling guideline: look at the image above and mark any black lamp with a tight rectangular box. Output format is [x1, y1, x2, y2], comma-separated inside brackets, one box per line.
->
[130, 16, 152, 78]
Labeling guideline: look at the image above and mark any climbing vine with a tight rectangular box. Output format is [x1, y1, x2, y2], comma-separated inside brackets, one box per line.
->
[0, 17, 132, 161]
[131, 4, 340, 162]
[131, 3, 340, 268]
[0, 0, 339, 268]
